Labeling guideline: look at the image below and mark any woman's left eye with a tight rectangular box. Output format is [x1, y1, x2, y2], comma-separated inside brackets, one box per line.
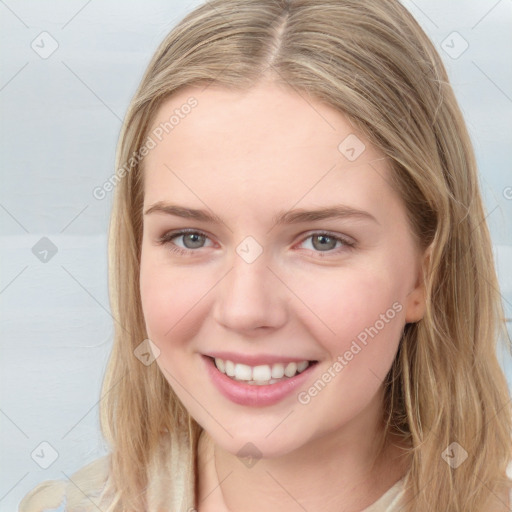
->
[297, 232, 355, 254]
[156, 230, 355, 256]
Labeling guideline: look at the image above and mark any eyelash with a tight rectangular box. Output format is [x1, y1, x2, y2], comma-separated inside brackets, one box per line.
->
[156, 229, 355, 258]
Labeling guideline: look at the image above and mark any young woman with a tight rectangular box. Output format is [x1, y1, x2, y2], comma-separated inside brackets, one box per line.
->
[19, 0, 512, 511]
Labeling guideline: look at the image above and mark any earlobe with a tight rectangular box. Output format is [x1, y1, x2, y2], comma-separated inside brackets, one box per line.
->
[404, 288, 426, 323]
[404, 244, 432, 324]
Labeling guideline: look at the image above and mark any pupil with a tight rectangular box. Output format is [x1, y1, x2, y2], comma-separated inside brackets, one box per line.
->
[313, 234, 335, 251]
[185, 233, 203, 248]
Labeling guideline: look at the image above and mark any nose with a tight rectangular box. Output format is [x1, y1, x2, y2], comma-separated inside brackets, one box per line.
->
[212, 246, 288, 334]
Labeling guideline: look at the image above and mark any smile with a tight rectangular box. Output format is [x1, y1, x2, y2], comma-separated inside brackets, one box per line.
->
[213, 357, 312, 385]
[202, 355, 319, 407]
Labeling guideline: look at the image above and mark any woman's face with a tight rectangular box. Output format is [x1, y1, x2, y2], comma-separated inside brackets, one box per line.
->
[139, 82, 427, 457]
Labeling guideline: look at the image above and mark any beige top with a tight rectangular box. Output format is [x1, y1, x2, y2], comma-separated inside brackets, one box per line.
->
[17, 431, 512, 512]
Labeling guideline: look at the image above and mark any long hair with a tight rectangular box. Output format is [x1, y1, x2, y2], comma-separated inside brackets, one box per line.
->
[91, 0, 512, 510]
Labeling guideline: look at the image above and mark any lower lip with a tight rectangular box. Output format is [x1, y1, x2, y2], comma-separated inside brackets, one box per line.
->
[202, 355, 318, 407]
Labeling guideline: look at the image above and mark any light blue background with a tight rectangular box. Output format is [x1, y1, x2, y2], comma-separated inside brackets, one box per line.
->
[1, 1, 511, 510]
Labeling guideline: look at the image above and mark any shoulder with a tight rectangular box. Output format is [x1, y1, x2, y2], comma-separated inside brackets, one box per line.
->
[19, 431, 196, 512]
[18, 455, 110, 512]
[18, 479, 67, 512]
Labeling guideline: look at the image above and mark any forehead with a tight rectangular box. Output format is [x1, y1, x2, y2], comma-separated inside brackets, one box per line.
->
[142, 82, 399, 223]
[146, 81, 384, 164]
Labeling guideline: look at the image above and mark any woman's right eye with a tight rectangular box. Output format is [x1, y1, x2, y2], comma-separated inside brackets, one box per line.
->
[156, 229, 213, 256]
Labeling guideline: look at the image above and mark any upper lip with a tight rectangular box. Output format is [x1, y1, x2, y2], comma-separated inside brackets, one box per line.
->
[203, 351, 317, 366]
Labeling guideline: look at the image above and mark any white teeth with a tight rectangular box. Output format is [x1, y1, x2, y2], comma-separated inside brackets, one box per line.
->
[214, 358, 225, 373]
[212, 357, 313, 385]
[297, 361, 309, 372]
[284, 362, 297, 377]
[254, 379, 274, 385]
[271, 364, 285, 379]
[225, 360, 235, 377]
[234, 363, 252, 381]
[252, 365, 272, 381]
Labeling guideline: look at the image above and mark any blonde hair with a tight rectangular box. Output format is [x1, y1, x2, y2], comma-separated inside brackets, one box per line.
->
[94, 0, 512, 510]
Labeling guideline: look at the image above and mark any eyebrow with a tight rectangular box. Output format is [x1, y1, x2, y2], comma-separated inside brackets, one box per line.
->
[144, 201, 379, 226]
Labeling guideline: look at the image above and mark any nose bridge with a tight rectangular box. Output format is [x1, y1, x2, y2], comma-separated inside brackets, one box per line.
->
[213, 237, 286, 331]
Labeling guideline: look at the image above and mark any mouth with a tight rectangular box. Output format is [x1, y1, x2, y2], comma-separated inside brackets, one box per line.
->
[202, 354, 319, 406]
[205, 355, 319, 386]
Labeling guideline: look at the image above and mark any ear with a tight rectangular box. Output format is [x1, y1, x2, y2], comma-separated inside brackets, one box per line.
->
[404, 243, 432, 324]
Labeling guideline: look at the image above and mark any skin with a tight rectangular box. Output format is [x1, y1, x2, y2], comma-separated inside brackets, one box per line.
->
[139, 80, 430, 512]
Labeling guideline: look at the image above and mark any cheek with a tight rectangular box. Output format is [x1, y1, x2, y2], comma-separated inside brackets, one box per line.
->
[139, 256, 204, 350]
[292, 269, 405, 427]
[140, 268, 195, 384]
[295, 266, 405, 361]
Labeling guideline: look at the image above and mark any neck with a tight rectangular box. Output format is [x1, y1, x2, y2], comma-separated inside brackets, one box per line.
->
[196, 389, 410, 512]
